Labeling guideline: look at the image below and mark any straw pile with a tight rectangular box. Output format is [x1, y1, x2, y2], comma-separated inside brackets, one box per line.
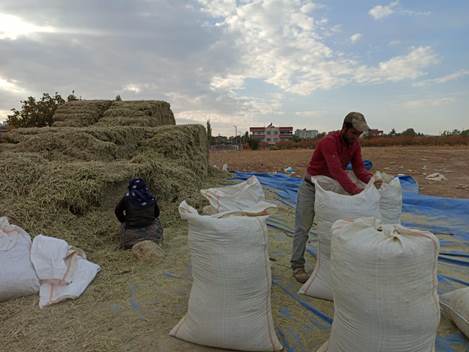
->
[0, 123, 208, 250]
[52, 100, 112, 127]
[51, 100, 175, 128]
[96, 100, 175, 127]
[0, 99, 237, 351]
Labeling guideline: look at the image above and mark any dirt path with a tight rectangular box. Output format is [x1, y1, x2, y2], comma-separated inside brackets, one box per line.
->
[210, 146, 469, 198]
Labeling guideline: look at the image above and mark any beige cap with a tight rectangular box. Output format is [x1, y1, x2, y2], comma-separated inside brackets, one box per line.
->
[343, 112, 370, 132]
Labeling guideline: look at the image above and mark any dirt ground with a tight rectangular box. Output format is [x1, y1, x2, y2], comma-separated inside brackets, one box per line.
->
[210, 146, 469, 198]
[2, 146, 468, 352]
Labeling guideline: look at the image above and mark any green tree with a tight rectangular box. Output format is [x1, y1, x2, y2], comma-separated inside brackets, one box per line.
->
[67, 90, 78, 102]
[7, 92, 65, 128]
[206, 120, 212, 145]
[241, 131, 249, 144]
[115, 95, 122, 101]
[248, 138, 260, 150]
[388, 128, 397, 136]
[401, 128, 417, 137]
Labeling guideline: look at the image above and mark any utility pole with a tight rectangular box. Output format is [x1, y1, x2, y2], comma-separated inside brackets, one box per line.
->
[234, 125, 239, 151]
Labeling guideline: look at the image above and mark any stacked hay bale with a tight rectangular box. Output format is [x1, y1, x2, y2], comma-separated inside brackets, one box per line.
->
[96, 101, 175, 127]
[0, 100, 207, 252]
[52, 100, 112, 127]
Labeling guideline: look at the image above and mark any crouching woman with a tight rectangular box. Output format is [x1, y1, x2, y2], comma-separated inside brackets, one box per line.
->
[115, 178, 163, 249]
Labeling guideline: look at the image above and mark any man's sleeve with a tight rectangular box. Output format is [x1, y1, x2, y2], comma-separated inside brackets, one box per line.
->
[351, 144, 373, 184]
[322, 139, 362, 195]
[114, 197, 126, 223]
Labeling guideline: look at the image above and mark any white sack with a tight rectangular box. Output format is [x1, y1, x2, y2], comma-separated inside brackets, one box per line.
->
[170, 201, 283, 351]
[31, 234, 69, 281]
[440, 287, 469, 339]
[299, 180, 381, 300]
[30, 235, 100, 308]
[321, 218, 440, 352]
[200, 176, 275, 213]
[315, 171, 402, 224]
[375, 171, 403, 224]
[0, 217, 39, 301]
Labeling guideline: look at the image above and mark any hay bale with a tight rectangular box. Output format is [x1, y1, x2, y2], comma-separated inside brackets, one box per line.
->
[51, 100, 175, 128]
[1, 127, 146, 161]
[52, 100, 112, 127]
[139, 124, 209, 178]
[96, 101, 175, 127]
[132, 240, 165, 261]
[0, 124, 208, 250]
[0, 125, 207, 163]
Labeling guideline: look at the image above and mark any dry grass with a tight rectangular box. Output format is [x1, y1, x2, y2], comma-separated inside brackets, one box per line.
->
[247, 135, 469, 150]
[0, 117, 237, 351]
[0, 124, 209, 249]
[50, 100, 175, 128]
[97, 101, 175, 127]
[362, 135, 469, 147]
[52, 100, 112, 127]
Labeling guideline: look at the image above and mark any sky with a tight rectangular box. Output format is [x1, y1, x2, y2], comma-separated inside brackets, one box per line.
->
[0, 0, 468, 136]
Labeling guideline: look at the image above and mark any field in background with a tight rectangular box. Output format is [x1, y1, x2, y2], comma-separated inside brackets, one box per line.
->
[210, 146, 469, 199]
[244, 135, 469, 150]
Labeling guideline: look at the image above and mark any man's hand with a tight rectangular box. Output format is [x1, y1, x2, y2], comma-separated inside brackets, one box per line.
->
[374, 179, 383, 189]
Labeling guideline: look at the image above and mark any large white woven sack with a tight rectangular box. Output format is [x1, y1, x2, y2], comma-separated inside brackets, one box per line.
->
[440, 287, 469, 339]
[374, 171, 402, 224]
[170, 201, 283, 351]
[200, 175, 275, 213]
[320, 218, 439, 352]
[316, 171, 402, 224]
[0, 217, 39, 301]
[299, 179, 381, 300]
[31, 235, 100, 308]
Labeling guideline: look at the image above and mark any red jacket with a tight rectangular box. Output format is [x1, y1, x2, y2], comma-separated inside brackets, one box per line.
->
[306, 131, 372, 194]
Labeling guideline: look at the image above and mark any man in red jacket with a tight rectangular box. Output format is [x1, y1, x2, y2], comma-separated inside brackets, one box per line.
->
[291, 112, 382, 283]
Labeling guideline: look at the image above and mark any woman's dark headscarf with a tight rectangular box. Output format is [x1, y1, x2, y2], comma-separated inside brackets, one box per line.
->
[126, 178, 155, 208]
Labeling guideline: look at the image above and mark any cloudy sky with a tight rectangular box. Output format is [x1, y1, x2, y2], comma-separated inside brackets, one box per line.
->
[0, 0, 468, 136]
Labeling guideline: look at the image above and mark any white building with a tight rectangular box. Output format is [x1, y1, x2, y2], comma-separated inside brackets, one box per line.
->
[250, 123, 293, 144]
[294, 128, 319, 139]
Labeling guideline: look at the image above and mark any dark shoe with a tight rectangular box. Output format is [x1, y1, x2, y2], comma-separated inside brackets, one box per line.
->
[293, 268, 309, 284]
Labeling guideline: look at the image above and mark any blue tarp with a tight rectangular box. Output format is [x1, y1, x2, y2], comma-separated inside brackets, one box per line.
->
[233, 171, 469, 241]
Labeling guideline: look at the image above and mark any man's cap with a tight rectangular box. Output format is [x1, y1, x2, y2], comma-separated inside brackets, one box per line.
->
[343, 112, 370, 132]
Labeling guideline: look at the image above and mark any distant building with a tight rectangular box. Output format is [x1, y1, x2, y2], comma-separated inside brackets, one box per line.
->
[368, 129, 384, 137]
[295, 128, 319, 139]
[250, 123, 293, 144]
[211, 135, 229, 144]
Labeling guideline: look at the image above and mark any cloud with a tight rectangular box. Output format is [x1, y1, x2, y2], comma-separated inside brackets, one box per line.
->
[0, 75, 26, 94]
[200, 0, 354, 96]
[210, 74, 246, 91]
[201, 1, 438, 98]
[403, 97, 455, 108]
[0, 0, 446, 136]
[369, 1, 399, 20]
[295, 110, 323, 118]
[354, 46, 439, 83]
[0, 13, 57, 40]
[175, 109, 253, 136]
[369, 1, 430, 20]
[0, 109, 10, 122]
[350, 33, 362, 43]
[401, 9, 431, 17]
[413, 69, 469, 87]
